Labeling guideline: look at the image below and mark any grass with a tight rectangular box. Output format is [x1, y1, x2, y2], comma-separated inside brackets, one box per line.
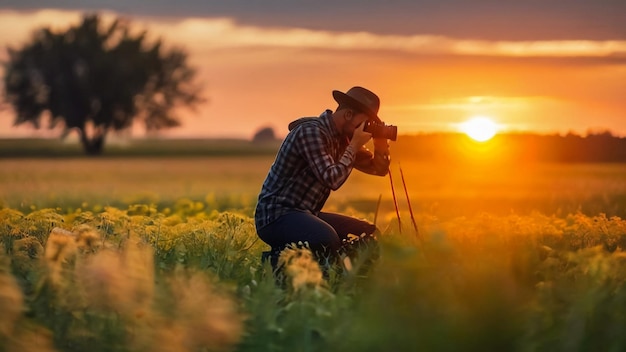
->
[1, 149, 626, 351]
[2, 203, 626, 352]
[0, 138, 281, 158]
[0, 156, 271, 214]
[2, 156, 625, 219]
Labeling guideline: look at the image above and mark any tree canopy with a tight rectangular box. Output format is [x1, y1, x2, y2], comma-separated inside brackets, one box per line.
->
[252, 126, 278, 143]
[2, 14, 203, 155]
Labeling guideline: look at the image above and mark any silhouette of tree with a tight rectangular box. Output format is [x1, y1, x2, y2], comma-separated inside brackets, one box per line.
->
[252, 126, 278, 143]
[2, 14, 203, 155]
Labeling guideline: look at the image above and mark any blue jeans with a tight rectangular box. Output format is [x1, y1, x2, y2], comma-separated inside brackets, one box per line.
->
[257, 211, 378, 266]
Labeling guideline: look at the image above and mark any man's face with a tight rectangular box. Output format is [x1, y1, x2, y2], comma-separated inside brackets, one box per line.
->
[343, 111, 369, 138]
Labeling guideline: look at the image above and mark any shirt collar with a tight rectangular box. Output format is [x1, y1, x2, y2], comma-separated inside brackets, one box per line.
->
[319, 109, 341, 138]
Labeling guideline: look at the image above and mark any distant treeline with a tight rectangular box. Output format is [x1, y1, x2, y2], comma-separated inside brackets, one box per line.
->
[0, 138, 282, 158]
[1, 132, 625, 162]
[393, 132, 626, 163]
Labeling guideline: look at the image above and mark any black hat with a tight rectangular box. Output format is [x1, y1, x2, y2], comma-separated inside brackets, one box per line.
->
[332, 86, 381, 123]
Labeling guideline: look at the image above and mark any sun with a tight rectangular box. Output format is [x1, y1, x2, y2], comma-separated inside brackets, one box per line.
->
[460, 116, 498, 142]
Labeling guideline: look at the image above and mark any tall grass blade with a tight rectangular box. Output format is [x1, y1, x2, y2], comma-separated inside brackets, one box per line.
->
[399, 164, 422, 242]
[388, 168, 402, 233]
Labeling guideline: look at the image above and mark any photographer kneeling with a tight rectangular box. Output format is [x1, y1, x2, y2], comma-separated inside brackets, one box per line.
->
[254, 86, 395, 275]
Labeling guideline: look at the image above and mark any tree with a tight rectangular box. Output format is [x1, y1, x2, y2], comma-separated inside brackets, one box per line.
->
[2, 14, 203, 155]
[252, 126, 278, 143]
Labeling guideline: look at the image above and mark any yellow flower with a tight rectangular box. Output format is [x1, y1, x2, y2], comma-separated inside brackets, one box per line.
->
[11, 237, 44, 275]
[278, 246, 326, 293]
[73, 224, 101, 252]
[45, 228, 77, 263]
[44, 228, 78, 286]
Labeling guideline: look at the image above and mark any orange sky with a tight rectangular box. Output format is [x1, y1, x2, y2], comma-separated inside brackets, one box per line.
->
[1, 9, 625, 139]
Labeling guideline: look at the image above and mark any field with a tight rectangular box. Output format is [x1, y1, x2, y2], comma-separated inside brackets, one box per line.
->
[2, 148, 626, 351]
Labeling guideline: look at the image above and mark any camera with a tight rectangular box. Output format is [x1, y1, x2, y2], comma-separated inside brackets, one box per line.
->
[364, 120, 397, 141]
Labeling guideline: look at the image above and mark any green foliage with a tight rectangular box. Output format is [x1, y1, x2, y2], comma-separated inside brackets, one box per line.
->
[1, 203, 626, 352]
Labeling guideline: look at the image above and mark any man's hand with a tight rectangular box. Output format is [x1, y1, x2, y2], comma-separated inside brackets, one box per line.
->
[373, 138, 389, 152]
[350, 122, 372, 149]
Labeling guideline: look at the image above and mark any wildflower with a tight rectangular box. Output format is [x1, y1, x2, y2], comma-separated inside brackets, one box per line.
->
[76, 250, 125, 311]
[76, 238, 154, 318]
[169, 272, 244, 352]
[278, 246, 326, 293]
[44, 228, 78, 286]
[45, 228, 77, 263]
[344, 233, 361, 245]
[73, 224, 101, 252]
[121, 239, 155, 314]
[13, 237, 44, 258]
[0, 269, 24, 337]
[0, 208, 23, 225]
[162, 214, 184, 226]
[12, 237, 44, 275]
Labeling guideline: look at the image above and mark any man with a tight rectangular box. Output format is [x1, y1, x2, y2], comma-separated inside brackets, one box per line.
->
[254, 86, 391, 272]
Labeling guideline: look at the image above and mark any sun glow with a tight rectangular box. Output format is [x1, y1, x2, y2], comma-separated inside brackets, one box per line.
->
[460, 116, 498, 142]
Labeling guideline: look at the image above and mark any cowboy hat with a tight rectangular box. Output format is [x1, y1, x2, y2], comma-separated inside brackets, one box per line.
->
[332, 86, 382, 123]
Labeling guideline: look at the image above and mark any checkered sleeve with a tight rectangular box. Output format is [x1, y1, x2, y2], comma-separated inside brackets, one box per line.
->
[296, 124, 356, 190]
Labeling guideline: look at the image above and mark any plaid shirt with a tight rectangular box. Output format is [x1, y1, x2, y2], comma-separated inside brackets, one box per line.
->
[255, 110, 390, 229]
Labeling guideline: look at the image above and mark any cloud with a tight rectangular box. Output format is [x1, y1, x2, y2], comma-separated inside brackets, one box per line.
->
[2, 9, 625, 60]
[146, 16, 626, 58]
[453, 40, 626, 58]
[3, 0, 626, 41]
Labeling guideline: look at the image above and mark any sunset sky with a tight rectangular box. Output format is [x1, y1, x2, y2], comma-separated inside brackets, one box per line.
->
[1, 1, 625, 139]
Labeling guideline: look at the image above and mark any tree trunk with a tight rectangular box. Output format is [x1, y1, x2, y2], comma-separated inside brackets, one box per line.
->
[78, 127, 106, 156]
